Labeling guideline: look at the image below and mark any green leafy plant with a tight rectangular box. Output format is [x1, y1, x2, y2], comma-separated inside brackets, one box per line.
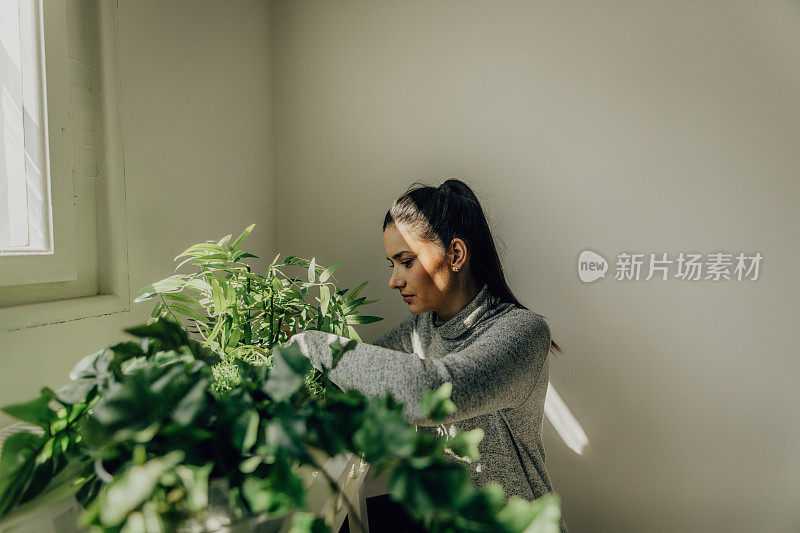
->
[133, 224, 382, 394]
[0, 227, 563, 531]
[0, 319, 562, 532]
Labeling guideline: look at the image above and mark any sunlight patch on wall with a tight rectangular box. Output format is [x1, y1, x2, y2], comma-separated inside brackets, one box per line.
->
[545, 382, 589, 455]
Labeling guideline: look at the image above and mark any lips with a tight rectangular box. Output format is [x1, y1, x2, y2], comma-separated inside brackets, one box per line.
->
[401, 294, 414, 302]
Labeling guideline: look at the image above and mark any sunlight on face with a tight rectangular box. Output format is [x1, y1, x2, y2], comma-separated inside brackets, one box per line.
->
[383, 223, 452, 314]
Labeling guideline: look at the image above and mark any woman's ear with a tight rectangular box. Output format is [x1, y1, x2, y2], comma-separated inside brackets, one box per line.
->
[450, 238, 468, 269]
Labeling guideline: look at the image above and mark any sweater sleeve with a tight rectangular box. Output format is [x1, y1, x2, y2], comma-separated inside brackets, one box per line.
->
[289, 310, 551, 427]
[370, 313, 417, 352]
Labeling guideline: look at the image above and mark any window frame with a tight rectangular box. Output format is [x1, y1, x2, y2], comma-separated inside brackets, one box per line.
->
[0, 0, 129, 331]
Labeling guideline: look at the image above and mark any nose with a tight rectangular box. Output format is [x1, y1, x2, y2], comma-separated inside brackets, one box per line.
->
[388, 268, 404, 291]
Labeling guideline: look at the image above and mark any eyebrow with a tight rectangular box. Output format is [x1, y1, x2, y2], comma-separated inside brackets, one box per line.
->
[386, 250, 412, 261]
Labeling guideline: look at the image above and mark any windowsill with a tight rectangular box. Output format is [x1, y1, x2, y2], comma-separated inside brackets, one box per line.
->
[0, 294, 129, 332]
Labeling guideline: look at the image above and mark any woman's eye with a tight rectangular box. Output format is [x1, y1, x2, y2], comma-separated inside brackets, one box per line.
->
[387, 260, 414, 269]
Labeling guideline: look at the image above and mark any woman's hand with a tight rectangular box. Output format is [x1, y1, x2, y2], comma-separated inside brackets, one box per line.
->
[281, 323, 302, 344]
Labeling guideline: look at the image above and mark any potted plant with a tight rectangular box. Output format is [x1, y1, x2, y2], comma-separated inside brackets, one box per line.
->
[0, 226, 563, 532]
[133, 224, 383, 396]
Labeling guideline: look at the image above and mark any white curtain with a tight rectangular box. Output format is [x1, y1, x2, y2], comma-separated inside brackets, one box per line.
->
[0, 0, 50, 253]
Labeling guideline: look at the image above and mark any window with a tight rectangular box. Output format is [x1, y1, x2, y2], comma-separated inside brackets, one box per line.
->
[0, 0, 77, 286]
[0, 0, 52, 254]
[0, 0, 129, 330]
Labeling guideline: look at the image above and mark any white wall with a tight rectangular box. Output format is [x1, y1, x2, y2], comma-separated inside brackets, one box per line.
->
[270, 1, 800, 531]
[0, 0, 275, 424]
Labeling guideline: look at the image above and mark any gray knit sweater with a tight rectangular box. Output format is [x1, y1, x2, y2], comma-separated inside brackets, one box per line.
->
[291, 283, 567, 532]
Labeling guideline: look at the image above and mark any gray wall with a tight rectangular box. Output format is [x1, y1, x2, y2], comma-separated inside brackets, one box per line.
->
[271, 1, 800, 531]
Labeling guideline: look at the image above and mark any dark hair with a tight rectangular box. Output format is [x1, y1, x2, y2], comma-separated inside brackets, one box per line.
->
[382, 177, 564, 358]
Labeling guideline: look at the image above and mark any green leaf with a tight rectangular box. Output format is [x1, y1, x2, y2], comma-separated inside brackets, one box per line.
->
[0, 431, 45, 517]
[319, 285, 330, 316]
[54, 381, 96, 406]
[1, 388, 56, 429]
[329, 337, 358, 371]
[241, 452, 305, 514]
[446, 428, 484, 462]
[175, 463, 213, 512]
[218, 234, 233, 248]
[147, 302, 166, 325]
[232, 251, 258, 263]
[148, 275, 190, 294]
[232, 410, 260, 452]
[282, 255, 302, 266]
[226, 328, 243, 349]
[171, 379, 208, 426]
[188, 253, 230, 264]
[262, 344, 310, 401]
[239, 456, 261, 474]
[346, 314, 383, 325]
[173, 243, 226, 261]
[496, 492, 562, 533]
[289, 511, 328, 533]
[162, 292, 199, 305]
[132, 292, 156, 303]
[184, 278, 212, 294]
[94, 451, 185, 527]
[69, 349, 106, 381]
[419, 382, 457, 423]
[319, 262, 341, 282]
[345, 281, 368, 302]
[241, 472, 292, 516]
[203, 315, 225, 348]
[125, 319, 189, 350]
[346, 325, 362, 343]
[174, 254, 200, 271]
[166, 302, 208, 324]
[307, 257, 316, 283]
[341, 296, 365, 314]
[223, 283, 236, 308]
[271, 277, 283, 294]
[230, 224, 256, 251]
[211, 279, 225, 315]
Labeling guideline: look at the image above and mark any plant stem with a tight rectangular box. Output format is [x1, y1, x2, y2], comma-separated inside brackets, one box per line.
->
[244, 264, 252, 345]
[269, 293, 274, 349]
[273, 315, 284, 347]
[159, 294, 181, 326]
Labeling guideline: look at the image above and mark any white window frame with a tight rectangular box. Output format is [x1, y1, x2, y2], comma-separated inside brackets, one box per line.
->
[0, 0, 129, 331]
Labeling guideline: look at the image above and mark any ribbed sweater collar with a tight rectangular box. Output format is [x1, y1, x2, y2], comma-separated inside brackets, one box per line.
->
[431, 283, 495, 339]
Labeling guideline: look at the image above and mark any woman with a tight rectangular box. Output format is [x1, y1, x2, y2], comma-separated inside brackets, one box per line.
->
[291, 178, 567, 533]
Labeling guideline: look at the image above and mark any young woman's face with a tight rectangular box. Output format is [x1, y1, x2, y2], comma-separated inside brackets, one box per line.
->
[383, 223, 454, 314]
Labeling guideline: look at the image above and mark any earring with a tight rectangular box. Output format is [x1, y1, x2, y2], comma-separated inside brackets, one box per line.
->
[453, 267, 460, 272]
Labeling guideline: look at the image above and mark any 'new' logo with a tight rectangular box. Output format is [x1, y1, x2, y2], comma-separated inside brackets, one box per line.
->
[578, 250, 608, 283]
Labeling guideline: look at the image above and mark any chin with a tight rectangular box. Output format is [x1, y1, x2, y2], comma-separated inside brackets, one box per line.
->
[409, 303, 426, 314]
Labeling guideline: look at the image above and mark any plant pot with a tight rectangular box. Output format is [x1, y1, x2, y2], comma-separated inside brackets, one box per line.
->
[178, 447, 369, 533]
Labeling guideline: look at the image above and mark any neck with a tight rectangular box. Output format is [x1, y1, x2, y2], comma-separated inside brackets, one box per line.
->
[435, 279, 482, 323]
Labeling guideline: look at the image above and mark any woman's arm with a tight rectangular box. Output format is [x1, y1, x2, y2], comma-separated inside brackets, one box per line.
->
[290, 310, 551, 427]
[370, 313, 417, 352]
